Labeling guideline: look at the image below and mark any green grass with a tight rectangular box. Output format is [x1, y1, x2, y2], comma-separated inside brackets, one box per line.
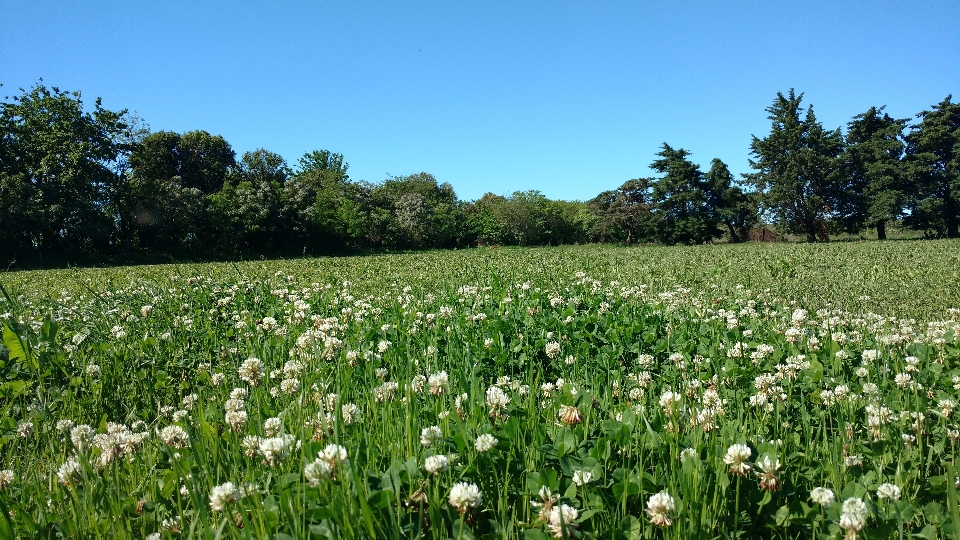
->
[1, 241, 959, 539]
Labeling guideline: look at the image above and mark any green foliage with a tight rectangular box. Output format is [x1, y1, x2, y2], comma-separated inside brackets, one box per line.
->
[2, 242, 960, 538]
[0, 82, 129, 256]
[746, 89, 846, 242]
[840, 107, 910, 239]
[904, 96, 960, 238]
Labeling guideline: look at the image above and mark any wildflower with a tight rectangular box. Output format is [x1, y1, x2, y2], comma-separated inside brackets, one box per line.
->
[876, 483, 901, 500]
[680, 448, 698, 462]
[70, 424, 95, 449]
[558, 405, 584, 426]
[448, 482, 482, 513]
[475, 433, 497, 452]
[420, 426, 443, 446]
[755, 455, 781, 491]
[839, 497, 868, 539]
[486, 386, 511, 417]
[894, 373, 911, 388]
[238, 358, 265, 386]
[659, 391, 682, 415]
[545, 341, 561, 359]
[280, 378, 300, 395]
[158, 426, 190, 448]
[211, 373, 225, 386]
[571, 470, 593, 486]
[263, 417, 282, 437]
[531, 485, 558, 521]
[341, 403, 360, 425]
[428, 371, 449, 395]
[810, 487, 835, 505]
[16, 422, 34, 438]
[724, 444, 752, 476]
[424, 454, 450, 474]
[304, 459, 333, 486]
[146, 534, 160, 540]
[845, 455, 862, 467]
[258, 435, 295, 466]
[85, 364, 101, 378]
[57, 458, 82, 486]
[225, 410, 248, 432]
[645, 490, 675, 527]
[209, 482, 240, 511]
[320, 444, 348, 466]
[547, 504, 580, 537]
[0, 469, 14, 490]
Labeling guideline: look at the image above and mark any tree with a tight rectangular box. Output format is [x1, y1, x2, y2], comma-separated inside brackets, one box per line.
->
[746, 90, 846, 242]
[905, 96, 960, 238]
[703, 159, 758, 243]
[208, 149, 289, 254]
[588, 178, 655, 244]
[0, 82, 129, 258]
[649, 144, 719, 245]
[840, 106, 909, 239]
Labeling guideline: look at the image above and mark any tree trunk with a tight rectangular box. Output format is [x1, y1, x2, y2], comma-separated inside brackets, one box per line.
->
[726, 222, 742, 243]
[876, 220, 887, 240]
[946, 185, 959, 238]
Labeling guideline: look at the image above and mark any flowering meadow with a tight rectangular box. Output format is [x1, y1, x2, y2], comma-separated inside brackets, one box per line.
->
[2, 242, 960, 539]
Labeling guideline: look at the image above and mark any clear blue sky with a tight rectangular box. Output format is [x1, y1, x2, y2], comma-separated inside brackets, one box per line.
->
[2, 1, 958, 201]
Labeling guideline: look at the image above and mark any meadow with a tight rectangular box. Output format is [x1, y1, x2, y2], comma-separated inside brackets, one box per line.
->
[2, 240, 960, 539]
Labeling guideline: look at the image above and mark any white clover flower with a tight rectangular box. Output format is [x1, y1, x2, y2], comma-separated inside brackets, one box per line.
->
[280, 378, 300, 395]
[341, 403, 361, 425]
[841, 497, 867, 516]
[571, 470, 593, 486]
[16, 422, 34, 438]
[427, 371, 450, 395]
[724, 444, 752, 475]
[238, 358, 265, 386]
[85, 364, 101, 378]
[680, 448, 698, 462]
[263, 417, 282, 437]
[876, 483, 901, 500]
[320, 444, 348, 466]
[894, 373, 912, 387]
[810, 487, 835, 505]
[158, 425, 190, 448]
[424, 454, 450, 475]
[209, 482, 239, 511]
[475, 433, 497, 452]
[57, 458, 82, 486]
[547, 504, 580, 537]
[448, 482, 482, 513]
[304, 458, 333, 486]
[645, 490, 675, 527]
[845, 455, 862, 467]
[545, 341, 561, 359]
[420, 426, 443, 446]
[211, 373, 225, 386]
[70, 424, 95, 449]
[0, 469, 14, 490]
[839, 512, 866, 534]
[486, 386, 511, 417]
[225, 410, 248, 432]
[146, 533, 160, 540]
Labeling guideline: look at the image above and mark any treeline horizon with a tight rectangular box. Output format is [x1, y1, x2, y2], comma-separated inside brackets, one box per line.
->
[1, 81, 958, 267]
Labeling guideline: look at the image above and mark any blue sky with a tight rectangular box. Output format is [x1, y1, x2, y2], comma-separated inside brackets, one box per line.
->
[2, 1, 958, 201]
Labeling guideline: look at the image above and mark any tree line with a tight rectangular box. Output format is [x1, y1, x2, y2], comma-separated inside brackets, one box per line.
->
[1, 83, 958, 265]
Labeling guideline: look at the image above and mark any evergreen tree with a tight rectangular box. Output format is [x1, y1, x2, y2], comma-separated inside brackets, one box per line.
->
[905, 96, 960, 238]
[746, 90, 845, 242]
[840, 106, 909, 239]
[703, 159, 758, 243]
[649, 144, 719, 245]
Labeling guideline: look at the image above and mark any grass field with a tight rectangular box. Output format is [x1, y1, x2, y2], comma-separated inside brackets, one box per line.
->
[2, 241, 960, 539]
